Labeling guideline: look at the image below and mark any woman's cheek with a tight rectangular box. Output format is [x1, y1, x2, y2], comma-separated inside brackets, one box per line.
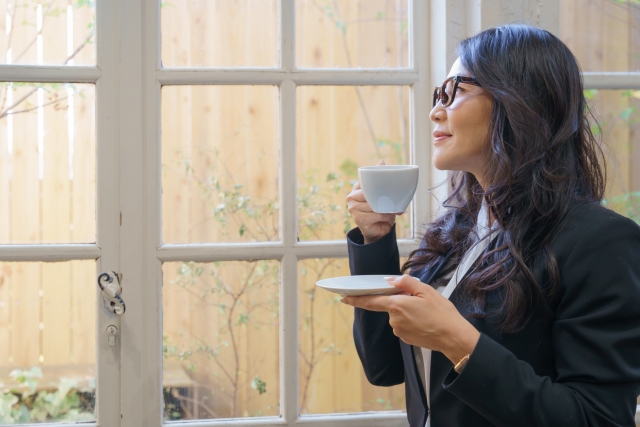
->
[432, 140, 461, 171]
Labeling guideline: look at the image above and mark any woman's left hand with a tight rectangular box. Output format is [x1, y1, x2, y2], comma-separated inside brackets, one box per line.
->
[341, 274, 481, 365]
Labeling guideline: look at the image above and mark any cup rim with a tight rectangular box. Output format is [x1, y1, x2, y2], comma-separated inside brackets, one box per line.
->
[358, 165, 419, 171]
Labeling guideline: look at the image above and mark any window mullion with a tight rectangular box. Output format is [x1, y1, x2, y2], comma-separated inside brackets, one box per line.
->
[412, 0, 432, 234]
[0, 244, 100, 261]
[155, 68, 418, 85]
[0, 65, 100, 83]
[95, 0, 121, 424]
[281, 252, 299, 425]
[280, 1, 298, 424]
[582, 72, 640, 89]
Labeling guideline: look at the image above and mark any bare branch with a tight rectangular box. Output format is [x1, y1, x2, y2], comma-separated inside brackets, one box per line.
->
[171, 391, 220, 419]
[0, 86, 40, 118]
[63, 30, 94, 65]
[0, 29, 94, 120]
[13, 0, 58, 64]
[0, 90, 81, 119]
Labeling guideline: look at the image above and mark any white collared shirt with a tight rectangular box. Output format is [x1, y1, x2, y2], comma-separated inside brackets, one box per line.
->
[412, 201, 499, 426]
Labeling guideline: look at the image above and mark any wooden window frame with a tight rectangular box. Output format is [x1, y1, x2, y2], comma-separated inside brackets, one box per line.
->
[1, 1, 638, 426]
[153, 2, 428, 427]
[0, 0, 121, 425]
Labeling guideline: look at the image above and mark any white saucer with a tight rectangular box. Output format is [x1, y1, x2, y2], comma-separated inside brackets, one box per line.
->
[315, 275, 402, 296]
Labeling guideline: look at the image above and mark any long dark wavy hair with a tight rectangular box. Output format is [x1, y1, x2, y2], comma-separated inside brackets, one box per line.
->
[402, 24, 606, 332]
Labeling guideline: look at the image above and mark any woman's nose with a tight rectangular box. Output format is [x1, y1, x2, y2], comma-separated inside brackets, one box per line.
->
[429, 103, 446, 123]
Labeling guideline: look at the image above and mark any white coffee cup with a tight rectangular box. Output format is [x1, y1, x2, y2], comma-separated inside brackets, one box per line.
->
[358, 165, 419, 213]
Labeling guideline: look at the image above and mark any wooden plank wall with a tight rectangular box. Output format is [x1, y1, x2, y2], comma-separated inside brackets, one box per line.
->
[560, 0, 640, 196]
[297, 258, 405, 415]
[162, 261, 281, 418]
[0, 0, 98, 391]
[0, 0, 637, 421]
[160, 0, 410, 418]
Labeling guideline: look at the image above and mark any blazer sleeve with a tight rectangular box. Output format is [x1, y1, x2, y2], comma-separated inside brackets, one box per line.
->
[442, 212, 640, 427]
[347, 226, 404, 386]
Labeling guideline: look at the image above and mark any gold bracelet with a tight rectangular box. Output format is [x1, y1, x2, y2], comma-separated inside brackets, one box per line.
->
[453, 354, 470, 374]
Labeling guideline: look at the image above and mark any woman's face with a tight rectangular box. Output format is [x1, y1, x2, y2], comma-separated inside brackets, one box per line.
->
[429, 58, 494, 181]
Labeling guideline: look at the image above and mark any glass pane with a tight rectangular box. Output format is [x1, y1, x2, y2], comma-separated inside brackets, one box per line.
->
[0, 0, 95, 65]
[162, 85, 279, 244]
[162, 261, 280, 420]
[296, 0, 409, 68]
[0, 260, 96, 424]
[560, 0, 640, 72]
[0, 83, 96, 244]
[297, 85, 411, 241]
[298, 258, 405, 415]
[161, 0, 278, 68]
[586, 89, 640, 223]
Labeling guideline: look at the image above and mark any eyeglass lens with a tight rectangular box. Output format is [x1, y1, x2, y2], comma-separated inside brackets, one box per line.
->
[433, 78, 457, 108]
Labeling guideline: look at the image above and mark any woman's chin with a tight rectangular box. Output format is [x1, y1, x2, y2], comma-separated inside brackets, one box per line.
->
[432, 155, 454, 171]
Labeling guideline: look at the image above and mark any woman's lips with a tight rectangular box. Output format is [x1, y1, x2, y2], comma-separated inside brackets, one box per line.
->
[433, 131, 452, 143]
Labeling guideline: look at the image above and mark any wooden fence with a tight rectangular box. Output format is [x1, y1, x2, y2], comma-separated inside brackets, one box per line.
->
[0, 0, 638, 421]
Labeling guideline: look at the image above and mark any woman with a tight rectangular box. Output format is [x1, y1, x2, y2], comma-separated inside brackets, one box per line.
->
[341, 24, 640, 427]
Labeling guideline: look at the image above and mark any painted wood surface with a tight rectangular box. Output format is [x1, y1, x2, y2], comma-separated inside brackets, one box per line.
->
[0, 0, 637, 421]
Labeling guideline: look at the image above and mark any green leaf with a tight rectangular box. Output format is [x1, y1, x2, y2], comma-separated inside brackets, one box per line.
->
[237, 313, 249, 325]
[251, 376, 267, 395]
[326, 172, 338, 181]
[620, 106, 636, 121]
[239, 224, 247, 236]
[339, 159, 359, 178]
[583, 89, 598, 100]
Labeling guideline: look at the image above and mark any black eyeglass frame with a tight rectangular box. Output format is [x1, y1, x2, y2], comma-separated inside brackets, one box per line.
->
[432, 76, 482, 108]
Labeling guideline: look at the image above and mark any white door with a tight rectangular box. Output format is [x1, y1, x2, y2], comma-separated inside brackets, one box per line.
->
[0, 0, 427, 425]
[0, 0, 120, 426]
[6, 1, 635, 427]
[119, 0, 430, 426]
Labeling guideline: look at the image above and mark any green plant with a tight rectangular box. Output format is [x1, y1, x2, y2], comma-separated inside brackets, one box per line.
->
[163, 260, 279, 419]
[0, 0, 95, 125]
[0, 367, 94, 424]
[604, 192, 640, 224]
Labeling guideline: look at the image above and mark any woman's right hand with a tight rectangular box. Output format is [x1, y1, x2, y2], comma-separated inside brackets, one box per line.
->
[346, 160, 401, 244]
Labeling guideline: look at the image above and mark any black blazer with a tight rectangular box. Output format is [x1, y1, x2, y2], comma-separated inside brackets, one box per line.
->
[347, 202, 640, 427]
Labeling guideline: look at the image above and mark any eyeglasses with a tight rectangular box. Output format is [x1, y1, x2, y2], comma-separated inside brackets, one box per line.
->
[432, 76, 481, 108]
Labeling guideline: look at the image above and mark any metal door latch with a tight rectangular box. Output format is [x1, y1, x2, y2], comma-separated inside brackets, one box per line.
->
[98, 271, 126, 315]
[106, 325, 118, 346]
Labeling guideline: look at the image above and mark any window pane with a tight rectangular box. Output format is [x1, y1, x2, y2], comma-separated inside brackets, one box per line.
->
[161, 0, 278, 68]
[298, 258, 406, 415]
[0, 0, 95, 65]
[0, 260, 96, 424]
[162, 261, 280, 420]
[560, 0, 640, 72]
[162, 85, 279, 244]
[0, 83, 96, 244]
[296, 0, 409, 68]
[297, 85, 411, 241]
[586, 89, 640, 222]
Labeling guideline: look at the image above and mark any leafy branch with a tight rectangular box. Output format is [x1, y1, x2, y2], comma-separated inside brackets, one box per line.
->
[0, 367, 94, 424]
[164, 260, 278, 418]
[0, 0, 95, 122]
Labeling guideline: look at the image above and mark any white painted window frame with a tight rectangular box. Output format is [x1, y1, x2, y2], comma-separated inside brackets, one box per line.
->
[0, 0, 121, 425]
[0, 1, 638, 426]
[149, 1, 428, 427]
